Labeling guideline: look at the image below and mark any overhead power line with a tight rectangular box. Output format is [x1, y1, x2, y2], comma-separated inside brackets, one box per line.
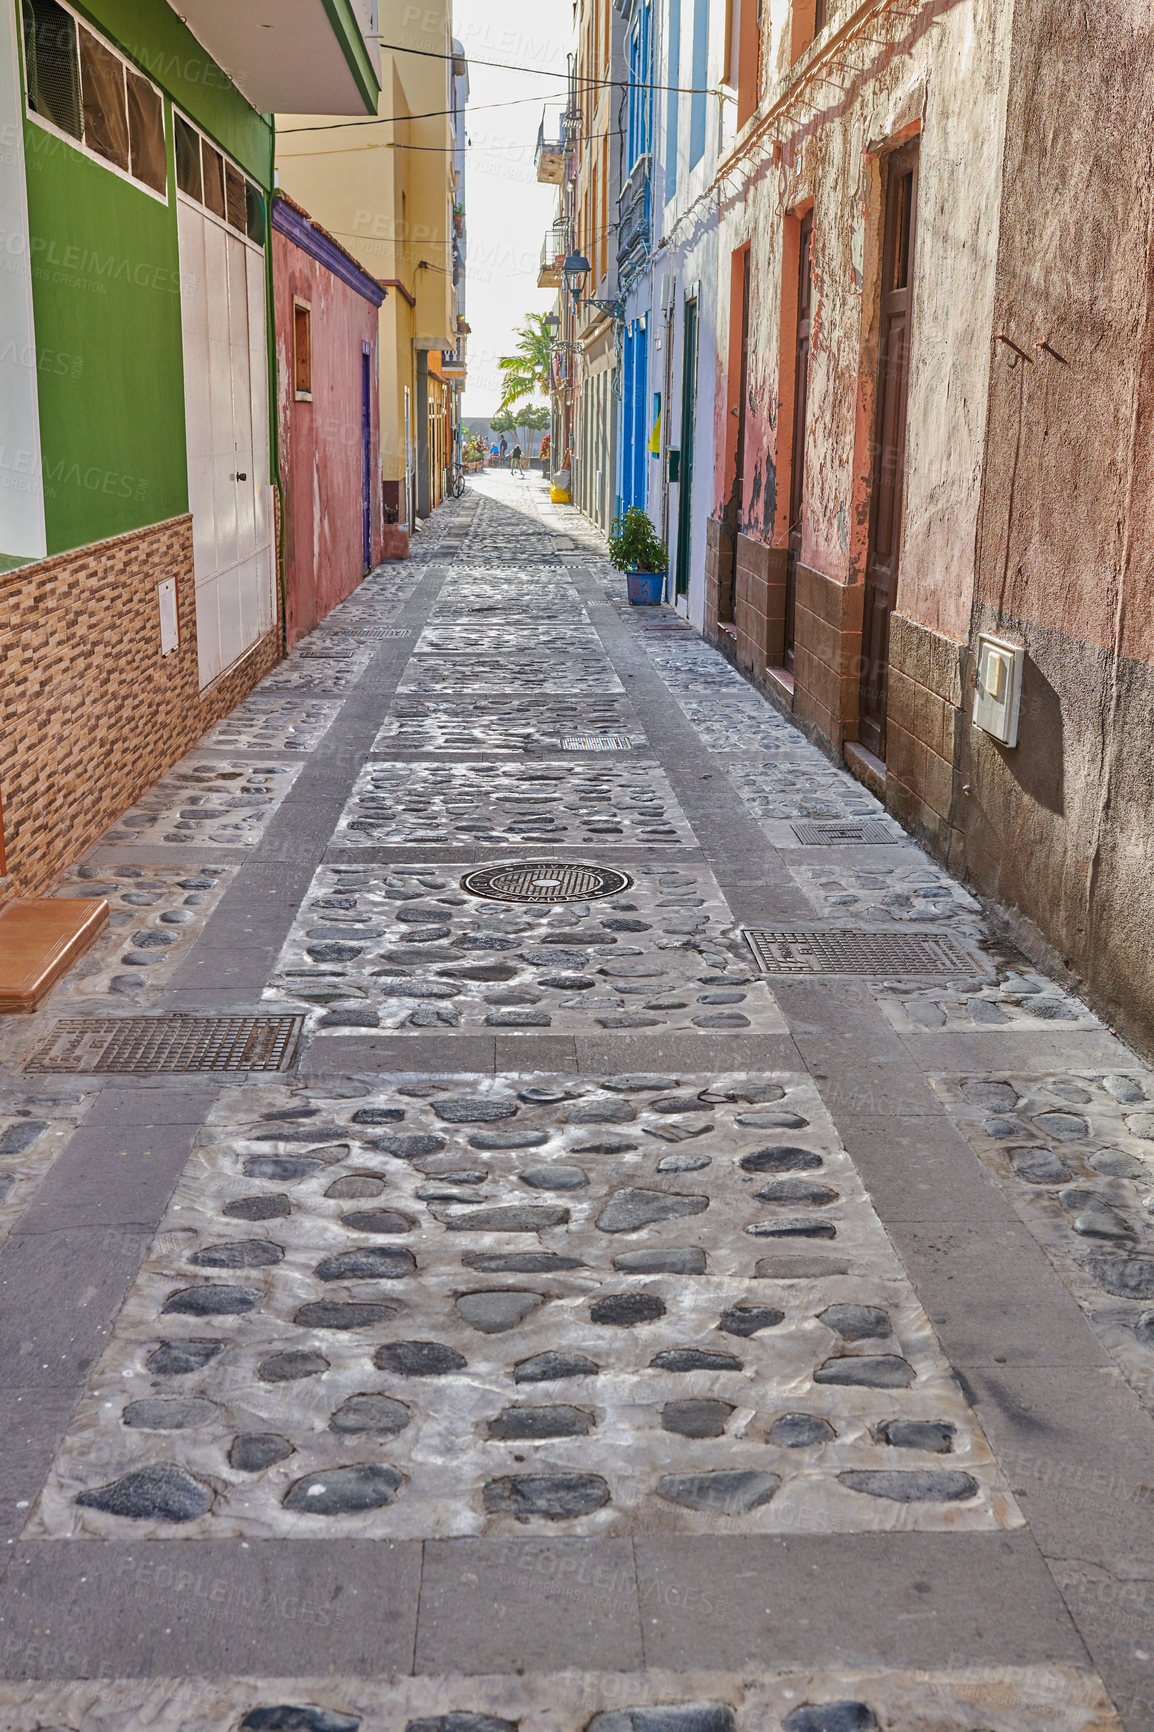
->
[374, 38, 717, 95]
[278, 91, 567, 134]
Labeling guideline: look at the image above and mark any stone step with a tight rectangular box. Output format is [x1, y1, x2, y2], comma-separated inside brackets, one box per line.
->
[0, 896, 109, 1013]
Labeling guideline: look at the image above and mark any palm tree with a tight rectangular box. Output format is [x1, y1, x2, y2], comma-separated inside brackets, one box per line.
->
[497, 312, 553, 412]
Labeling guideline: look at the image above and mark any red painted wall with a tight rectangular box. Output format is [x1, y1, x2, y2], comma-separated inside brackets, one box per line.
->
[273, 228, 382, 650]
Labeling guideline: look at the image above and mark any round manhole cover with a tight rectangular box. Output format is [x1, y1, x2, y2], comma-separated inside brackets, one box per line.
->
[460, 863, 633, 904]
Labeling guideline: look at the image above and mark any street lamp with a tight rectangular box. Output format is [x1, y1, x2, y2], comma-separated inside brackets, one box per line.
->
[562, 251, 591, 305]
[561, 250, 623, 323]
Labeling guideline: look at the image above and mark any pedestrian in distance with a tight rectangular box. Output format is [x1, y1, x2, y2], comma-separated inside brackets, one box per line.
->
[511, 442, 523, 476]
[498, 434, 507, 465]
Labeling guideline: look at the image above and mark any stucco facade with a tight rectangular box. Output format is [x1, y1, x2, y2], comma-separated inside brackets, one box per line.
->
[276, 9, 460, 525]
[272, 196, 383, 650]
[700, 0, 1154, 1050]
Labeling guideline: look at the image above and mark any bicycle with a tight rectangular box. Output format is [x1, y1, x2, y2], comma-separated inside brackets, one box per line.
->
[450, 464, 466, 499]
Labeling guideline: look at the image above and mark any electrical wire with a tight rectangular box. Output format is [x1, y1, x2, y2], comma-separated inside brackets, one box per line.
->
[375, 38, 717, 96]
[278, 91, 568, 134]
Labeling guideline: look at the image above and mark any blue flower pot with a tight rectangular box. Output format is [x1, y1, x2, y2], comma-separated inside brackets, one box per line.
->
[627, 569, 664, 605]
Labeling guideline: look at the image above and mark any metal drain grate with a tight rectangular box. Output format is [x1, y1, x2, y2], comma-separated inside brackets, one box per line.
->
[559, 734, 635, 751]
[25, 1015, 303, 1074]
[790, 820, 899, 846]
[349, 626, 409, 639]
[461, 862, 633, 904]
[742, 928, 977, 976]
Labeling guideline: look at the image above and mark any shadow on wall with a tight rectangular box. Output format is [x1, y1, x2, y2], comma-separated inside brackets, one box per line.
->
[1008, 653, 1065, 817]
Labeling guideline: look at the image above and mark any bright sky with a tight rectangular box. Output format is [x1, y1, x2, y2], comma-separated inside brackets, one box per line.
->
[454, 0, 574, 418]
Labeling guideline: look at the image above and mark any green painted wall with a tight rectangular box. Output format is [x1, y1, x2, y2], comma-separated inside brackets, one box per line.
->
[73, 0, 272, 182]
[24, 118, 188, 553]
[18, 0, 274, 555]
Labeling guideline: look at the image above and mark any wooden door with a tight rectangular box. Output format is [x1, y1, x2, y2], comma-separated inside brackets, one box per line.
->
[361, 345, 372, 573]
[785, 209, 813, 671]
[675, 297, 698, 600]
[178, 198, 273, 690]
[722, 248, 751, 624]
[860, 140, 919, 757]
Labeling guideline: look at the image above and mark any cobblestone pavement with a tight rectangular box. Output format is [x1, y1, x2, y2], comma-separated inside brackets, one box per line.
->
[0, 473, 1151, 1730]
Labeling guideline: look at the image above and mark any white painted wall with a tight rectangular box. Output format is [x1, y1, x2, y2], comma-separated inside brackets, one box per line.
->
[0, 5, 46, 560]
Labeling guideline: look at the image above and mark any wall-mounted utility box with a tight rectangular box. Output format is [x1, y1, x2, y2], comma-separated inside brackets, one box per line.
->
[158, 579, 179, 656]
[972, 633, 1024, 746]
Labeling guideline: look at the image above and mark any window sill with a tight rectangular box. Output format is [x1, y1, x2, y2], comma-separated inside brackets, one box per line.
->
[294, 391, 313, 403]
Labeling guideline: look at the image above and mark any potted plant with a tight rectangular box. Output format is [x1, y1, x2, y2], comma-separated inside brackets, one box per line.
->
[608, 507, 668, 605]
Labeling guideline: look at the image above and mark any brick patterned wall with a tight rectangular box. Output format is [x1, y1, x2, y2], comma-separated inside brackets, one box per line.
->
[703, 517, 728, 643]
[0, 515, 280, 901]
[885, 610, 966, 854]
[792, 563, 864, 750]
[735, 534, 789, 680]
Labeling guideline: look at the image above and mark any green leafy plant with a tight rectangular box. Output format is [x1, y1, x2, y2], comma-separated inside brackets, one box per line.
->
[496, 312, 553, 411]
[607, 507, 668, 574]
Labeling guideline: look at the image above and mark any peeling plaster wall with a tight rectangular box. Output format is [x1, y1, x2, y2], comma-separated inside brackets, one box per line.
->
[715, 0, 1013, 647]
[273, 227, 382, 650]
[960, 0, 1154, 1047]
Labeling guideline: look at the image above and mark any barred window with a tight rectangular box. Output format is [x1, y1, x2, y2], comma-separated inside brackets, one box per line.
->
[22, 0, 166, 199]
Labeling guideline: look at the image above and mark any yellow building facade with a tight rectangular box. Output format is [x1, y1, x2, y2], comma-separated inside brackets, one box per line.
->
[276, 3, 462, 526]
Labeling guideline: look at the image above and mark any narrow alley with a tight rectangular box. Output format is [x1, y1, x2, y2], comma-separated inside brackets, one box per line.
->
[0, 474, 1150, 1730]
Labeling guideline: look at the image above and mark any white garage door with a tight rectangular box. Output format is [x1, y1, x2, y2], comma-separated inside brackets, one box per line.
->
[177, 165, 273, 690]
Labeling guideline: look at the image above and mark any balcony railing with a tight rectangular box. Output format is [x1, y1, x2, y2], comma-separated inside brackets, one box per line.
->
[535, 118, 567, 185]
[538, 220, 572, 289]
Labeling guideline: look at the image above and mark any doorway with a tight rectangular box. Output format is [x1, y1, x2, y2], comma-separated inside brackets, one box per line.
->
[860, 140, 919, 757]
[176, 197, 273, 692]
[361, 344, 372, 574]
[675, 296, 699, 601]
[785, 209, 813, 673]
[722, 247, 751, 625]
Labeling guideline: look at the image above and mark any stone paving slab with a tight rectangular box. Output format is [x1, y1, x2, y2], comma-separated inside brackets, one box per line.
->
[333, 760, 696, 850]
[0, 477, 1149, 1727]
[0, 1665, 1122, 1728]
[101, 760, 302, 851]
[28, 1072, 1018, 1541]
[199, 694, 346, 756]
[931, 1068, 1154, 1416]
[0, 1085, 96, 1248]
[398, 652, 623, 696]
[372, 693, 646, 755]
[266, 863, 786, 1038]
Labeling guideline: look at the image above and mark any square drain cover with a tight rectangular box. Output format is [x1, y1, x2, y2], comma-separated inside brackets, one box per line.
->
[790, 821, 898, 845]
[25, 1015, 303, 1074]
[742, 928, 977, 976]
[559, 734, 635, 751]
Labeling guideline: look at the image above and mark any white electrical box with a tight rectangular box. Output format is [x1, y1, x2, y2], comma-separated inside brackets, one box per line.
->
[972, 633, 1023, 746]
[158, 579, 179, 656]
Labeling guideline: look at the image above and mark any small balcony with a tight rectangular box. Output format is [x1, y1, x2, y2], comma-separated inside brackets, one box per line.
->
[535, 119, 567, 185]
[538, 220, 571, 289]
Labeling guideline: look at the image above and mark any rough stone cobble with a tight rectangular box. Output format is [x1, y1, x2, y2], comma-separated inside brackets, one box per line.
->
[0, 1665, 1120, 1730]
[267, 866, 785, 1038]
[30, 1072, 1017, 1540]
[101, 759, 300, 849]
[335, 760, 694, 849]
[934, 1068, 1154, 1415]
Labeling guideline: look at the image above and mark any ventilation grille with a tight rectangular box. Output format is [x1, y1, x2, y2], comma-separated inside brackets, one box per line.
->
[461, 863, 633, 904]
[25, 1015, 303, 1074]
[742, 928, 977, 977]
[559, 734, 635, 752]
[790, 821, 899, 846]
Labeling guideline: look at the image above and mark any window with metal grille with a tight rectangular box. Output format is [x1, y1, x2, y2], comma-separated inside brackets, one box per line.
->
[78, 25, 128, 170]
[294, 301, 312, 399]
[174, 109, 266, 248]
[22, 0, 166, 199]
[22, 0, 80, 139]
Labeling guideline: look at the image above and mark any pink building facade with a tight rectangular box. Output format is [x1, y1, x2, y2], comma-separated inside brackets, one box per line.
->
[272, 194, 384, 650]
